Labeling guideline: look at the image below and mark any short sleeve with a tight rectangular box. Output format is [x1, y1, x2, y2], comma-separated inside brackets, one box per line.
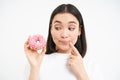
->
[83, 58, 104, 80]
[89, 63, 104, 80]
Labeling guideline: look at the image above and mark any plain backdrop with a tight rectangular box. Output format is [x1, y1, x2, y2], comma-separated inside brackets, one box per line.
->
[0, 0, 120, 80]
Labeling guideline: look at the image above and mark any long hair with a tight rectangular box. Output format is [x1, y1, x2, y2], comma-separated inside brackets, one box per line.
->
[45, 4, 87, 58]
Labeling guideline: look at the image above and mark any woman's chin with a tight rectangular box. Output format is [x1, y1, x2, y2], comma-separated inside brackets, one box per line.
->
[57, 46, 71, 53]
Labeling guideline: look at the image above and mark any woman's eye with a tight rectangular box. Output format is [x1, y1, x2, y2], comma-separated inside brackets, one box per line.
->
[55, 27, 61, 30]
[68, 27, 75, 31]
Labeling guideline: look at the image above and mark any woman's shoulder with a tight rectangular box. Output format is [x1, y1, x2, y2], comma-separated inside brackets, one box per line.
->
[83, 56, 104, 80]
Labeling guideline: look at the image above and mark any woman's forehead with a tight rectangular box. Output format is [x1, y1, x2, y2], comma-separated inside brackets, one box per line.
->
[52, 13, 79, 25]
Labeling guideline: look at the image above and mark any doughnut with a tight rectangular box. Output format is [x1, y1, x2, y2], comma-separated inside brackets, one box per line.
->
[28, 34, 46, 50]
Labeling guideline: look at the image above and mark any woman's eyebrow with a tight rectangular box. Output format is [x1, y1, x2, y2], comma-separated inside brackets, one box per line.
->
[68, 21, 77, 24]
[53, 20, 62, 24]
[53, 20, 77, 24]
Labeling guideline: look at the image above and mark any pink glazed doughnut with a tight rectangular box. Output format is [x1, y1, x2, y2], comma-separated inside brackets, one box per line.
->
[28, 34, 46, 50]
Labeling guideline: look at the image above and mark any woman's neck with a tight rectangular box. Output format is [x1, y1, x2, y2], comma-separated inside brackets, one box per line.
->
[57, 49, 72, 54]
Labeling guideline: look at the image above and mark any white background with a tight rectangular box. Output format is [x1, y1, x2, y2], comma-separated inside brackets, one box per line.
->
[0, 0, 120, 80]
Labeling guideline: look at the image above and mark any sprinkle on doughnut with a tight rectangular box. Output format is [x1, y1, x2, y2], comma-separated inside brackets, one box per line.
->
[28, 34, 46, 50]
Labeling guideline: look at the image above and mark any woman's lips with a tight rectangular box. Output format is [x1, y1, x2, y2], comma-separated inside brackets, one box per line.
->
[59, 40, 70, 45]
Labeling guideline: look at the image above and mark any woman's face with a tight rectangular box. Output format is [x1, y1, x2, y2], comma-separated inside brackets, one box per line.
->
[51, 13, 81, 53]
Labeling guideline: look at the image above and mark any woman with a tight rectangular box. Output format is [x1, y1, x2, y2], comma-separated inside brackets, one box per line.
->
[24, 4, 102, 80]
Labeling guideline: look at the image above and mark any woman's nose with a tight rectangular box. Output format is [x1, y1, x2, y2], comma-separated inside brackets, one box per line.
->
[61, 30, 68, 39]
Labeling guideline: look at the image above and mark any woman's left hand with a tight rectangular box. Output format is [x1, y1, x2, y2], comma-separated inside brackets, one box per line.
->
[67, 42, 89, 80]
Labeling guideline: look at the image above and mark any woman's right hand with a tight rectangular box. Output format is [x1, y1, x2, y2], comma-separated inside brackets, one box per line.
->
[24, 37, 46, 69]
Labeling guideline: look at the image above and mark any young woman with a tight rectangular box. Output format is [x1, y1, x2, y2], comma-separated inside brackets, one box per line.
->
[24, 4, 103, 80]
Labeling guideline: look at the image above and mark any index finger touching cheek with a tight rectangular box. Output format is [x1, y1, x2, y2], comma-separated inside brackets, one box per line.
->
[69, 42, 80, 56]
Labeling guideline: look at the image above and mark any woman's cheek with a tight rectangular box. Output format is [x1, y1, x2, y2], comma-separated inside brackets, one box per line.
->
[51, 32, 60, 43]
[70, 34, 78, 45]
[53, 32, 60, 40]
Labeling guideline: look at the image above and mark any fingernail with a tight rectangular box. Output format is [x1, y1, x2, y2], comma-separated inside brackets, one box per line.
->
[69, 41, 71, 45]
[70, 42, 73, 45]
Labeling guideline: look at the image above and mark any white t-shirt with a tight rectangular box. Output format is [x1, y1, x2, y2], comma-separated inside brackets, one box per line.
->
[23, 52, 103, 80]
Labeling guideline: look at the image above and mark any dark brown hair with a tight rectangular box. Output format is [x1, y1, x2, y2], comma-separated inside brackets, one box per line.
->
[45, 4, 87, 58]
